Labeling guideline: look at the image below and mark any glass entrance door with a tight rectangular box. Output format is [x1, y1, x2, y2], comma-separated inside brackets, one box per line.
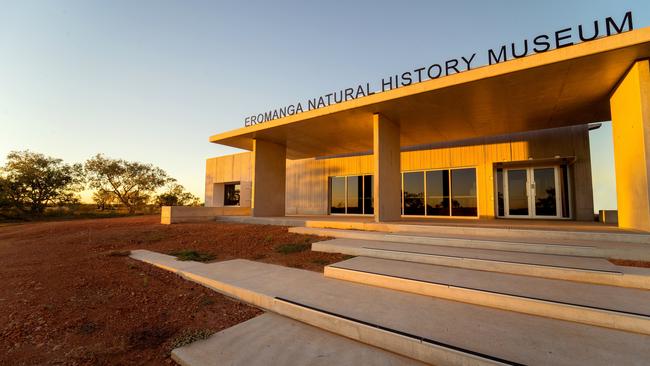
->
[532, 167, 558, 217]
[504, 167, 561, 218]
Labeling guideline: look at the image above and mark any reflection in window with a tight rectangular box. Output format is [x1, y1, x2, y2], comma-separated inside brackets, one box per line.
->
[403, 171, 425, 215]
[330, 175, 373, 215]
[347, 176, 363, 214]
[426, 170, 449, 216]
[496, 169, 504, 217]
[363, 175, 374, 215]
[330, 177, 346, 214]
[402, 168, 478, 217]
[451, 168, 477, 216]
[224, 183, 241, 206]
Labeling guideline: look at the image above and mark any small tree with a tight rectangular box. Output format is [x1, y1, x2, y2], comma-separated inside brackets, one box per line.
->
[92, 189, 117, 210]
[85, 154, 172, 213]
[0, 151, 84, 214]
[156, 183, 200, 207]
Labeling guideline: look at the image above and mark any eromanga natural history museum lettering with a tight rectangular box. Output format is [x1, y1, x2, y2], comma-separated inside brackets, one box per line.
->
[244, 11, 633, 127]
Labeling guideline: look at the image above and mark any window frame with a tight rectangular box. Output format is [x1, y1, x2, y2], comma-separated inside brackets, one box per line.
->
[401, 167, 479, 218]
[329, 174, 374, 216]
[223, 182, 241, 207]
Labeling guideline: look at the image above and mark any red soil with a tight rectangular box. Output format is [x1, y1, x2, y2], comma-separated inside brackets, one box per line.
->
[0, 215, 345, 365]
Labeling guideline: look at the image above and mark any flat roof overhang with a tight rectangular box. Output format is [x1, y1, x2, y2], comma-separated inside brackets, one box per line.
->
[211, 27, 650, 160]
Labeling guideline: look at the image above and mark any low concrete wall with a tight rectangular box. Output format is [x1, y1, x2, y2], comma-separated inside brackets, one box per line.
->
[161, 206, 251, 224]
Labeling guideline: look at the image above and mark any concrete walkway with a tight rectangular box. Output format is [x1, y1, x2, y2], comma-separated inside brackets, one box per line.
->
[131, 250, 650, 366]
[172, 313, 426, 366]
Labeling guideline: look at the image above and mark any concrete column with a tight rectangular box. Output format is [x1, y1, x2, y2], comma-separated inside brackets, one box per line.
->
[610, 60, 650, 231]
[373, 113, 402, 222]
[252, 139, 286, 217]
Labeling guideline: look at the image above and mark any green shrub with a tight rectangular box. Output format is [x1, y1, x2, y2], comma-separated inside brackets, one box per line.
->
[170, 250, 216, 262]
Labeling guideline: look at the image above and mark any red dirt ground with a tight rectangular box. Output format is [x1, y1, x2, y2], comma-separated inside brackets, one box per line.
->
[0, 215, 346, 365]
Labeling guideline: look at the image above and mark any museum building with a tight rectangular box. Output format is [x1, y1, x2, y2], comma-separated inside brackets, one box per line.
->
[203, 25, 650, 232]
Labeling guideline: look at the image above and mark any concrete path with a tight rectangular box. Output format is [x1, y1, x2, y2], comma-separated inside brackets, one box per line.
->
[172, 313, 426, 366]
[131, 249, 650, 366]
[312, 238, 650, 289]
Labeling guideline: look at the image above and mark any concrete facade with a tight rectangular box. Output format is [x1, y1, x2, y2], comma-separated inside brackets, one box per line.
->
[373, 114, 402, 222]
[611, 60, 650, 231]
[202, 28, 650, 230]
[205, 124, 594, 221]
[251, 139, 286, 217]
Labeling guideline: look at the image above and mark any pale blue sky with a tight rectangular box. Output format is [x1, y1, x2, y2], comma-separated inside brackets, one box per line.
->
[1, 1, 647, 210]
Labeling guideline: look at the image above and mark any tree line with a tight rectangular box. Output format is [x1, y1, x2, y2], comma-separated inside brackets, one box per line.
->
[0, 150, 199, 218]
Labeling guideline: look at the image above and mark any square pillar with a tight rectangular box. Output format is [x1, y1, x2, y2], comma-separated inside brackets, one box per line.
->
[610, 60, 650, 231]
[252, 139, 286, 217]
[373, 113, 402, 222]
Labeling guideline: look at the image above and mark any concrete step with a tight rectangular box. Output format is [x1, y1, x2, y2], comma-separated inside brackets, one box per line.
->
[290, 226, 650, 260]
[297, 219, 650, 245]
[325, 257, 650, 334]
[131, 249, 650, 366]
[172, 313, 425, 366]
[312, 238, 650, 289]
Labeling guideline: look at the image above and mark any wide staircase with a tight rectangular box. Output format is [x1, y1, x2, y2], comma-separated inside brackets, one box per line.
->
[133, 219, 650, 366]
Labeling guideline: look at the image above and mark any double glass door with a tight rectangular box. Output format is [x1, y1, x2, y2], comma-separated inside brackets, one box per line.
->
[504, 167, 561, 218]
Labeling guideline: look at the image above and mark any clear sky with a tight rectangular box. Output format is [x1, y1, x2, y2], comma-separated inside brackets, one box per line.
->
[1, 1, 648, 210]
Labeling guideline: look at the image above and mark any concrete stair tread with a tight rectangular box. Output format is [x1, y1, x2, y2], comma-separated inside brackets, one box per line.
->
[314, 238, 631, 274]
[172, 313, 425, 366]
[131, 250, 650, 366]
[328, 256, 650, 317]
[289, 226, 650, 260]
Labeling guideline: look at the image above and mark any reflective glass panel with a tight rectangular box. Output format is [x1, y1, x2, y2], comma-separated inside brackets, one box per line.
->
[330, 177, 346, 214]
[496, 169, 504, 217]
[534, 168, 557, 216]
[347, 176, 363, 214]
[507, 169, 529, 216]
[363, 175, 374, 215]
[426, 170, 449, 216]
[403, 172, 425, 215]
[451, 169, 477, 216]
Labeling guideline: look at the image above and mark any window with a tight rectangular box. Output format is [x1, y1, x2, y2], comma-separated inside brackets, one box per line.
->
[403, 172, 425, 215]
[363, 175, 374, 215]
[402, 168, 478, 217]
[224, 183, 240, 206]
[329, 175, 373, 215]
[330, 177, 346, 213]
[451, 168, 478, 217]
[426, 170, 449, 216]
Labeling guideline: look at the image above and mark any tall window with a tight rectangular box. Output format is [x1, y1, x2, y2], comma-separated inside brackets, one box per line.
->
[403, 172, 425, 215]
[426, 170, 449, 216]
[451, 168, 478, 217]
[329, 175, 373, 215]
[224, 183, 240, 206]
[402, 168, 477, 217]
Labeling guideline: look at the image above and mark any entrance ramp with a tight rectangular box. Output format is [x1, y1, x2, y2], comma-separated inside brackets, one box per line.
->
[130, 249, 650, 366]
[172, 313, 425, 366]
[311, 238, 650, 289]
[325, 256, 650, 334]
